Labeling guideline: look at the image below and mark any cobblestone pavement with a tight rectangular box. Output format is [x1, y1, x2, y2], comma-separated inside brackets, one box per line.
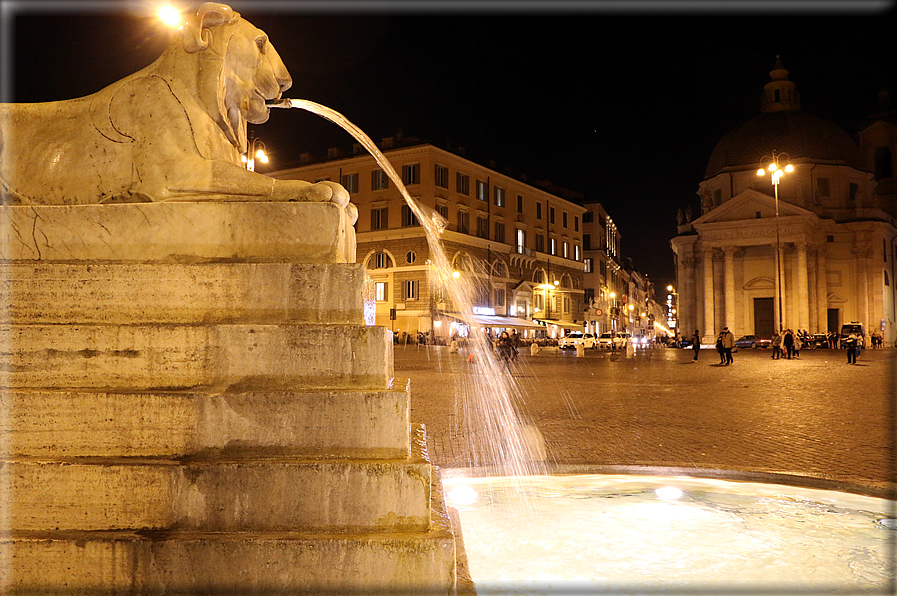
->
[395, 343, 896, 497]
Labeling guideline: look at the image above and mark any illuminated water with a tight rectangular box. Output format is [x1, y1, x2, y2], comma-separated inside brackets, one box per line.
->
[277, 98, 546, 479]
[444, 473, 895, 595]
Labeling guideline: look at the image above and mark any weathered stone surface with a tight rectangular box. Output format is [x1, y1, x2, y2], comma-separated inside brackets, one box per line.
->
[0, 202, 356, 264]
[0, 527, 456, 595]
[2, 458, 431, 532]
[0, 324, 393, 391]
[0, 262, 370, 325]
[0, 389, 409, 459]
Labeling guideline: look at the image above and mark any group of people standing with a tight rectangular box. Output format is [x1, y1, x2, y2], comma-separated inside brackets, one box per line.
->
[689, 328, 735, 364]
[770, 329, 803, 360]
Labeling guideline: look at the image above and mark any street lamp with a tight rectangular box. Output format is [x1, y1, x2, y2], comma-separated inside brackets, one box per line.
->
[757, 151, 794, 334]
[243, 138, 269, 172]
[666, 285, 678, 331]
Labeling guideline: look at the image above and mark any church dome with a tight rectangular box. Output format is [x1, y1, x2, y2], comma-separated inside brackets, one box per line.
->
[704, 57, 865, 179]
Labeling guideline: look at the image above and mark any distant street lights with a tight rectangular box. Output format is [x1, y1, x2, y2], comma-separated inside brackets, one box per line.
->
[757, 151, 794, 334]
[666, 285, 678, 332]
[243, 138, 269, 172]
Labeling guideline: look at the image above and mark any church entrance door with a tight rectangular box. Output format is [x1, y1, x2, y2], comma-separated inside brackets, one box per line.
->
[753, 297, 775, 336]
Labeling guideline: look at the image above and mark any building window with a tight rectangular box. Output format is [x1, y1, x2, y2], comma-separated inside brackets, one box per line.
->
[583, 211, 593, 223]
[494, 288, 505, 309]
[401, 204, 418, 227]
[401, 164, 420, 185]
[402, 280, 419, 300]
[372, 170, 389, 191]
[457, 211, 470, 234]
[435, 164, 449, 189]
[533, 270, 544, 284]
[550, 237, 557, 255]
[476, 180, 487, 201]
[371, 207, 388, 230]
[369, 251, 392, 269]
[535, 234, 545, 253]
[495, 221, 505, 243]
[584, 258, 593, 273]
[536, 202, 542, 220]
[849, 183, 858, 202]
[475, 285, 491, 307]
[817, 177, 831, 197]
[494, 187, 505, 207]
[562, 212, 568, 228]
[517, 195, 524, 213]
[563, 241, 569, 258]
[341, 173, 359, 194]
[406, 251, 417, 264]
[476, 216, 489, 239]
[584, 287, 595, 304]
[435, 203, 449, 219]
[574, 216, 579, 232]
[600, 260, 607, 277]
[456, 172, 470, 195]
[516, 229, 526, 254]
[583, 234, 591, 250]
[827, 235, 835, 243]
[375, 282, 388, 301]
[549, 206, 556, 224]
[574, 245, 581, 261]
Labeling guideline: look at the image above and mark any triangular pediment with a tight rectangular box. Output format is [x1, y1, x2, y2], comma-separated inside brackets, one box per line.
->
[513, 280, 536, 294]
[693, 189, 816, 225]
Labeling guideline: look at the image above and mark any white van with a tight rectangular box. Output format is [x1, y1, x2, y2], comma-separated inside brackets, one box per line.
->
[839, 322, 866, 349]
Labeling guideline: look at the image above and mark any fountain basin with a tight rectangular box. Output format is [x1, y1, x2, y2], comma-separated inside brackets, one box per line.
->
[445, 472, 894, 595]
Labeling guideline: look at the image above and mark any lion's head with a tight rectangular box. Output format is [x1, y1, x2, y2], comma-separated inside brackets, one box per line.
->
[179, 3, 291, 152]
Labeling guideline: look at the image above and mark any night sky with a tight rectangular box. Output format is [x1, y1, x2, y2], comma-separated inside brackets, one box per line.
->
[4, 1, 896, 287]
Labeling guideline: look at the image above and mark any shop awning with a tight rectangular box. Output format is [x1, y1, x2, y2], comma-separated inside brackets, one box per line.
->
[534, 319, 585, 330]
[470, 315, 545, 329]
[437, 313, 544, 329]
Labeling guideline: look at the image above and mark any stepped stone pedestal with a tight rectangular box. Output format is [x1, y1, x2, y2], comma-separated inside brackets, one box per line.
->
[0, 201, 458, 593]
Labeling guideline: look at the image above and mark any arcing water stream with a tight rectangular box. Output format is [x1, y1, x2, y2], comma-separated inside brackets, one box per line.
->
[271, 98, 547, 481]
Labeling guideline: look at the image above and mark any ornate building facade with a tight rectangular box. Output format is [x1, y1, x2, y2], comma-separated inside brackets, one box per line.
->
[270, 138, 588, 340]
[672, 58, 897, 344]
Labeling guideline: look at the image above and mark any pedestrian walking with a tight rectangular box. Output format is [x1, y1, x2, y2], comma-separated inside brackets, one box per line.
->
[771, 330, 782, 359]
[793, 333, 802, 359]
[721, 326, 735, 365]
[783, 329, 795, 359]
[845, 331, 858, 364]
[691, 329, 701, 362]
[715, 332, 726, 364]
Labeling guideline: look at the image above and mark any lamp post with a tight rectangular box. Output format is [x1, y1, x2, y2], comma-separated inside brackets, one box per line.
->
[243, 137, 269, 172]
[757, 151, 794, 334]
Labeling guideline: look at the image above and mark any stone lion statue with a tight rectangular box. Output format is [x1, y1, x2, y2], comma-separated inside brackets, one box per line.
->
[0, 2, 353, 220]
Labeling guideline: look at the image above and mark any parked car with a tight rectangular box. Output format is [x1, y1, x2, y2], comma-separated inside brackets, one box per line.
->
[558, 332, 596, 349]
[598, 332, 630, 349]
[810, 333, 830, 348]
[733, 335, 771, 349]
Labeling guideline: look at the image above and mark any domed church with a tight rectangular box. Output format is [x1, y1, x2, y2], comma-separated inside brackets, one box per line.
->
[672, 57, 897, 345]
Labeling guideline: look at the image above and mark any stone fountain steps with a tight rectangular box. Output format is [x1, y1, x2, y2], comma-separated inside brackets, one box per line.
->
[0, 201, 458, 593]
[3, 456, 431, 532]
[0, 262, 369, 325]
[0, 323, 393, 391]
[0, 389, 410, 459]
[2, 466, 456, 593]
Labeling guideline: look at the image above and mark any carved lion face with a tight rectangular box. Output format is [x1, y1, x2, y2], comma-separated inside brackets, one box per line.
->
[222, 18, 292, 127]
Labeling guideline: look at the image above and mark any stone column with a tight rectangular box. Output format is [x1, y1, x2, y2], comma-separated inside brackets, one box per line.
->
[685, 255, 699, 337]
[854, 246, 870, 327]
[797, 242, 810, 332]
[807, 248, 817, 333]
[816, 248, 828, 332]
[703, 247, 715, 338]
[724, 246, 736, 332]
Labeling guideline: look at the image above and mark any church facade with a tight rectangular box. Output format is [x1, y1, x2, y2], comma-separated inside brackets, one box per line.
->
[671, 58, 897, 345]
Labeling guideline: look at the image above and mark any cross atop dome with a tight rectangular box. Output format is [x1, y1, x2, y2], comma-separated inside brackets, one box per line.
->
[760, 55, 801, 113]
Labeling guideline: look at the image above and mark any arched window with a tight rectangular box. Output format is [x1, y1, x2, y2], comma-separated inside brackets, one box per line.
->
[874, 146, 893, 179]
[533, 269, 545, 284]
[366, 250, 394, 270]
[491, 259, 508, 278]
